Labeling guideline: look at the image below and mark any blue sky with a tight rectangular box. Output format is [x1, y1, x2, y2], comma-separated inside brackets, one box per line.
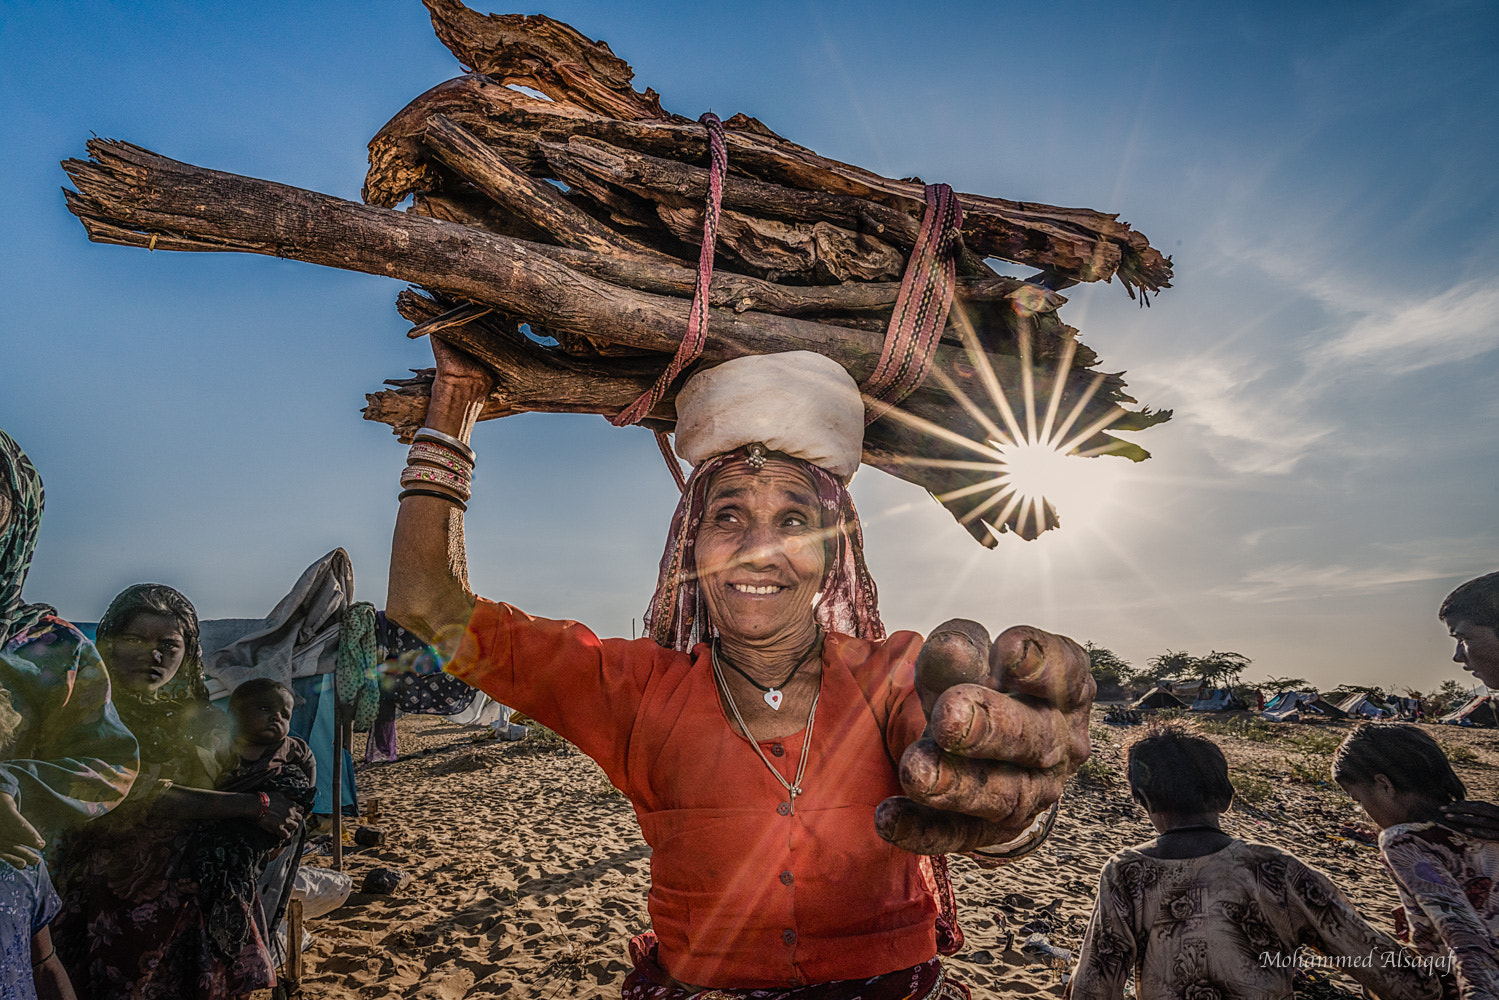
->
[2, 1, 1495, 693]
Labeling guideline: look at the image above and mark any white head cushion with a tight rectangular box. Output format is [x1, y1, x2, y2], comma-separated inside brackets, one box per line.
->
[673, 351, 864, 481]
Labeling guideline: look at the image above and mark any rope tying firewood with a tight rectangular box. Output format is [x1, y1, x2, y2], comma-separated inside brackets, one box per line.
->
[611, 112, 728, 428]
[862, 183, 963, 424]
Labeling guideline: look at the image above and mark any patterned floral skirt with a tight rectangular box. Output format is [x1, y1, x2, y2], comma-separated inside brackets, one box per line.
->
[52, 816, 275, 1000]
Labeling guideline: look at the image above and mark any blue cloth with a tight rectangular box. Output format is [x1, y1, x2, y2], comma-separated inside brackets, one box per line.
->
[289, 674, 357, 816]
[0, 859, 59, 1000]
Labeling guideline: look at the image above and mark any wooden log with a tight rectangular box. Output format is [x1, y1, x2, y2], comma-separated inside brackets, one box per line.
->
[285, 898, 304, 989]
[63, 140, 1088, 392]
[62, 140, 1166, 541]
[542, 135, 923, 248]
[394, 290, 669, 420]
[408, 190, 1061, 320]
[650, 198, 907, 284]
[363, 75, 1172, 293]
[422, 0, 677, 122]
[421, 113, 674, 263]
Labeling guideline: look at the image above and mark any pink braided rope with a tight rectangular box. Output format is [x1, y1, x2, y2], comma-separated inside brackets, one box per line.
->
[612, 112, 728, 428]
[862, 184, 963, 424]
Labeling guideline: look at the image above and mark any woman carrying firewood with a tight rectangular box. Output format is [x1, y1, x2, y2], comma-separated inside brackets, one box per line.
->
[386, 343, 1095, 998]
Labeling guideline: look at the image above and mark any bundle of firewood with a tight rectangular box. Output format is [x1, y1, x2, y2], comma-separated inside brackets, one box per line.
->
[62, 0, 1173, 544]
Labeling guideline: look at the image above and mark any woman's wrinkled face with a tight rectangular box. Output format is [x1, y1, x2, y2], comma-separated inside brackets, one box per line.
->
[695, 458, 827, 645]
[103, 611, 187, 694]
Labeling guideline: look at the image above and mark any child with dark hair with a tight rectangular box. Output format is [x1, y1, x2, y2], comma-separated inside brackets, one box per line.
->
[1333, 723, 1499, 999]
[1070, 721, 1439, 1000]
[188, 678, 315, 963]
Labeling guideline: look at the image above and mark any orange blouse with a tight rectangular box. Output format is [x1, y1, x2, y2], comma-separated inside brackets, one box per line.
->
[446, 598, 938, 988]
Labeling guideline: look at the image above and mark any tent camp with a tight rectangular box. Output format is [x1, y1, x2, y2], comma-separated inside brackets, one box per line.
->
[1336, 693, 1392, 719]
[1191, 687, 1248, 712]
[1439, 694, 1499, 728]
[1167, 681, 1206, 704]
[1381, 696, 1421, 720]
[1131, 687, 1187, 711]
[1261, 691, 1348, 722]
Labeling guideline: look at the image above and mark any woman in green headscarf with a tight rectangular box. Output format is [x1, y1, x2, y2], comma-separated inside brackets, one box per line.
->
[0, 427, 137, 858]
[0, 427, 138, 1000]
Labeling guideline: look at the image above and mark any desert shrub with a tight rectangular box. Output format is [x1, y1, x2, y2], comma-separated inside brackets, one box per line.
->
[1293, 730, 1343, 755]
[1074, 755, 1117, 788]
[1441, 742, 1481, 767]
[1232, 773, 1274, 805]
[1197, 717, 1277, 742]
[1286, 754, 1329, 785]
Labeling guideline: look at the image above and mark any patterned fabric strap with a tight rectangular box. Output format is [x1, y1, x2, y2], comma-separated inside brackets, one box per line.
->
[862, 184, 964, 424]
[930, 853, 965, 956]
[612, 112, 729, 429]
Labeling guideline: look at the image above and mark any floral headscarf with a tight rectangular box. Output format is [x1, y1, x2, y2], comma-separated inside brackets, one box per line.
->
[0, 428, 55, 644]
[644, 446, 884, 652]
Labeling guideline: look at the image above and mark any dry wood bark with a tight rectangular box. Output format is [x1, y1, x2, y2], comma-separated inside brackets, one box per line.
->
[365, 75, 1171, 294]
[64, 2, 1176, 543]
[65, 137, 1166, 541]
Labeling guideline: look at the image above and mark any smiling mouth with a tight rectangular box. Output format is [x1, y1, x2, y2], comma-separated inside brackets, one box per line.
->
[729, 583, 785, 595]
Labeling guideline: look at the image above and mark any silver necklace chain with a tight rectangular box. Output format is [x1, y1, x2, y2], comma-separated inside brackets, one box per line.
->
[711, 641, 821, 814]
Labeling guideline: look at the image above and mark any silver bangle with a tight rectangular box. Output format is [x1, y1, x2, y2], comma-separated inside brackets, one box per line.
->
[969, 800, 1061, 862]
[414, 426, 476, 466]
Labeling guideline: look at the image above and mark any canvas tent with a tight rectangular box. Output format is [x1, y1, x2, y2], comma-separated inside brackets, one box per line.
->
[1439, 694, 1499, 728]
[1382, 696, 1420, 720]
[1261, 691, 1347, 722]
[1336, 693, 1392, 719]
[1191, 687, 1248, 712]
[1131, 687, 1187, 711]
[200, 548, 363, 815]
[1167, 681, 1206, 704]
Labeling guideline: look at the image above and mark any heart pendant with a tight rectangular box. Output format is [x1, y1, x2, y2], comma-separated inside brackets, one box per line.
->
[764, 689, 783, 711]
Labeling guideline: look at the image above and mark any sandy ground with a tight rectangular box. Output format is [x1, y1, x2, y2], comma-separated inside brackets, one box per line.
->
[287, 711, 1499, 999]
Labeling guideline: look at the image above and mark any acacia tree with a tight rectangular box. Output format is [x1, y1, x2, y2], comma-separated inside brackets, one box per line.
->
[1146, 650, 1196, 682]
[1195, 651, 1251, 689]
[1085, 642, 1135, 694]
[1430, 678, 1476, 715]
[1260, 676, 1311, 695]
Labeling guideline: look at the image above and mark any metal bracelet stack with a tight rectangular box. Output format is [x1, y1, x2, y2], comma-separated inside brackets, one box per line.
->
[399, 426, 476, 510]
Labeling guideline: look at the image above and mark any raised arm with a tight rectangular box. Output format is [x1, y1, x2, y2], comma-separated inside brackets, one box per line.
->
[385, 338, 494, 644]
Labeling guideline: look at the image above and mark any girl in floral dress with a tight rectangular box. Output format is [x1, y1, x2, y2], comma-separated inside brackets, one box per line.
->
[1334, 722, 1499, 1000]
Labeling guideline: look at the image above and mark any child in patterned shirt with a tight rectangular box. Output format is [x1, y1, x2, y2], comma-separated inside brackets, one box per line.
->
[1070, 721, 1439, 1000]
[1334, 722, 1499, 1000]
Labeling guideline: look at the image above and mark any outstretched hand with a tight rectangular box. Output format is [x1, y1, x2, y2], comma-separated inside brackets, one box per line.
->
[0, 792, 45, 869]
[875, 619, 1095, 856]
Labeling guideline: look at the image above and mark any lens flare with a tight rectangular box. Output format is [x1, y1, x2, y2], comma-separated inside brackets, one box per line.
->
[885, 303, 1134, 540]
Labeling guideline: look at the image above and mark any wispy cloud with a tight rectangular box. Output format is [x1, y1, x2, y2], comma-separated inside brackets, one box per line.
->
[1309, 278, 1499, 373]
[1214, 536, 1496, 602]
[1214, 561, 1462, 602]
[1131, 356, 1335, 475]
